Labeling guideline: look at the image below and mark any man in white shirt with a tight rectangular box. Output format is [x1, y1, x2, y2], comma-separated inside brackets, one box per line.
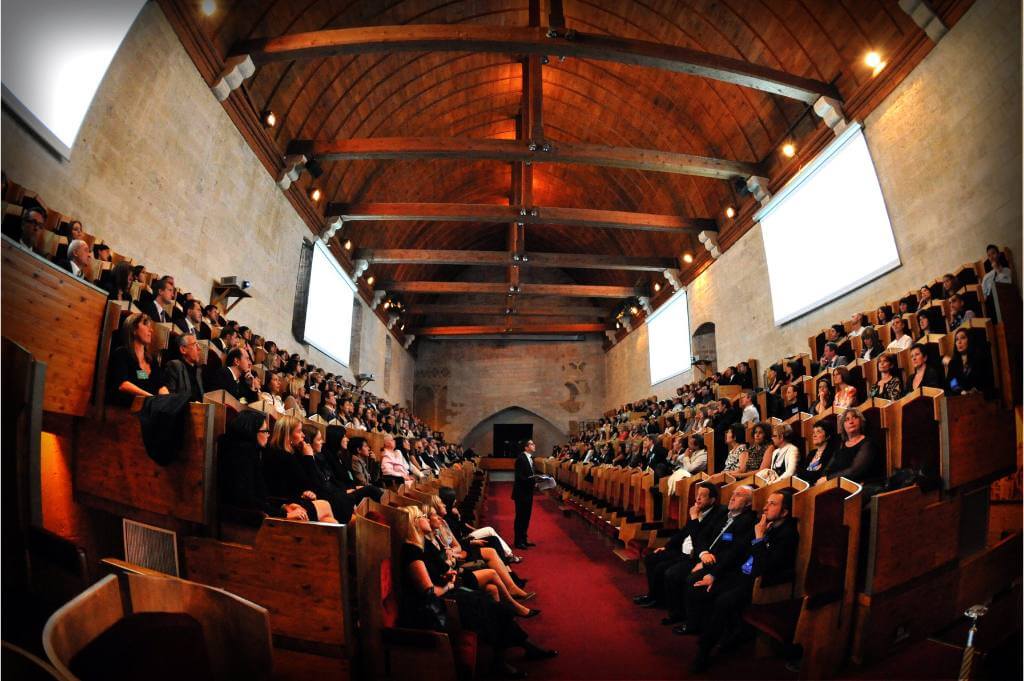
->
[739, 392, 760, 425]
[64, 239, 92, 279]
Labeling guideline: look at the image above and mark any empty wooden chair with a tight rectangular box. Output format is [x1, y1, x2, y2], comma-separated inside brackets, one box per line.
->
[43, 572, 272, 681]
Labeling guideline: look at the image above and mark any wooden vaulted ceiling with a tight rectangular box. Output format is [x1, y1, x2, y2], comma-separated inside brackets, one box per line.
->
[161, 0, 972, 341]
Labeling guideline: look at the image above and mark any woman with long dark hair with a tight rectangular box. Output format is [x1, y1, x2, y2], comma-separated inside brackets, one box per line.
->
[945, 328, 995, 397]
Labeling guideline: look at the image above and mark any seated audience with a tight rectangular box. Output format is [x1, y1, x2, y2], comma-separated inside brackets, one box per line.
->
[107, 313, 168, 407]
[689, 490, 799, 673]
[798, 421, 837, 485]
[163, 334, 204, 402]
[734, 361, 754, 389]
[142, 275, 176, 323]
[218, 411, 326, 525]
[819, 409, 878, 484]
[915, 311, 933, 341]
[439, 486, 519, 565]
[209, 347, 260, 401]
[635, 481, 726, 609]
[105, 261, 134, 303]
[885, 316, 913, 353]
[12, 205, 46, 251]
[917, 285, 933, 307]
[380, 434, 413, 486]
[739, 391, 759, 425]
[811, 378, 834, 416]
[945, 328, 995, 397]
[819, 341, 847, 370]
[347, 436, 384, 488]
[678, 434, 707, 475]
[848, 312, 870, 337]
[758, 424, 799, 482]
[263, 415, 337, 523]
[776, 383, 802, 419]
[908, 343, 944, 392]
[57, 239, 92, 280]
[721, 424, 751, 474]
[745, 423, 771, 472]
[831, 367, 858, 409]
[981, 244, 1012, 297]
[398, 506, 555, 677]
[947, 293, 975, 331]
[875, 306, 893, 325]
[174, 299, 204, 337]
[939, 272, 961, 299]
[871, 353, 904, 401]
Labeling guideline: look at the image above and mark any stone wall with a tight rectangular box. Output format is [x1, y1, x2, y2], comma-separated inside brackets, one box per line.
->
[0, 3, 414, 406]
[414, 338, 607, 452]
[605, 0, 1022, 408]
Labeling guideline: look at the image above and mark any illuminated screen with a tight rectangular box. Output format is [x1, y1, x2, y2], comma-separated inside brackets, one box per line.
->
[1, 0, 146, 159]
[758, 125, 900, 325]
[647, 290, 692, 385]
[303, 241, 357, 366]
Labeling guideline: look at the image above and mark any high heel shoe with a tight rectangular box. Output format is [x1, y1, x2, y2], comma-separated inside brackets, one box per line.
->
[516, 608, 541, 619]
[515, 591, 537, 602]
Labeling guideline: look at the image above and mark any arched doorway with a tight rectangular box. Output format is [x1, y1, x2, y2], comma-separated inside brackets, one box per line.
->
[691, 322, 718, 381]
[462, 406, 566, 459]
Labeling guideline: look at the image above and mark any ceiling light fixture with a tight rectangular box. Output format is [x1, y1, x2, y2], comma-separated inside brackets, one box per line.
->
[309, 187, 322, 202]
[261, 110, 276, 128]
[343, 240, 352, 250]
[201, 0, 216, 16]
[653, 282, 661, 292]
[682, 253, 694, 264]
[366, 275, 375, 286]
[725, 206, 735, 219]
[782, 143, 796, 158]
[865, 50, 886, 76]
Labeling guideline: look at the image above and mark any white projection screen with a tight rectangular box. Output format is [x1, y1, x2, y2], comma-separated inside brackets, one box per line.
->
[2, 0, 146, 159]
[648, 290, 692, 385]
[758, 124, 900, 325]
[303, 241, 357, 366]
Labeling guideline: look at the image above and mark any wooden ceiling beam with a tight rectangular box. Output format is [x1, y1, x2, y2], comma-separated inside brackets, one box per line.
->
[380, 281, 640, 298]
[329, 202, 716, 234]
[356, 248, 674, 272]
[413, 322, 607, 336]
[234, 25, 838, 103]
[290, 137, 758, 180]
[413, 303, 608, 317]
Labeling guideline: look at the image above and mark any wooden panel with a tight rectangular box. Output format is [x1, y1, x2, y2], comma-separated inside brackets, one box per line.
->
[351, 515, 391, 678]
[357, 248, 674, 271]
[74, 401, 217, 526]
[940, 393, 1016, 490]
[183, 519, 350, 651]
[864, 486, 959, 595]
[1, 238, 108, 416]
[414, 322, 605, 336]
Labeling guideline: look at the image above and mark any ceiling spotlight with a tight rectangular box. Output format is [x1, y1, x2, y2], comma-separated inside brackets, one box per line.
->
[261, 110, 276, 128]
[201, 0, 216, 16]
[383, 301, 390, 309]
[682, 253, 694, 264]
[366, 275, 375, 286]
[653, 282, 661, 292]
[864, 51, 886, 75]
[630, 305, 639, 316]
[343, 240, 352, 250]
[725, 206, 735, 219]
[400, 323, 406, 331]
[309, 187, 322, 202]
[782, 143, 796, 158]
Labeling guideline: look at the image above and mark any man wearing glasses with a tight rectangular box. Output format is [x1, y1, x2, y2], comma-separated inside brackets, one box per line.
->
[512, 439, 539, 549]
[16, 206, 46, 252]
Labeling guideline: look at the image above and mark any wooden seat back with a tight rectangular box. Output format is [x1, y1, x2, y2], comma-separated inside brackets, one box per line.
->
[881, 387, 943, 479]
[2, 238, 110, 416]
[43, 572, 272, 681]
[183, 517, 352, 655]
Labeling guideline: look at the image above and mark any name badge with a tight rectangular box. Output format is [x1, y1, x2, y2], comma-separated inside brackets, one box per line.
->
[741, 555, 754, 575]
[136, 369, 149, 380]
[722, 532, 734, 542]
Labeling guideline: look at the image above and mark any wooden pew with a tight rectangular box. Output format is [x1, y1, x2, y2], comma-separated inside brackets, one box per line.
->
[746, 477, 862, 679]
[1, 237, 110, 417]
[43, 572, 272, 681]
[880, 388, 944, 479]
[183, 518, 353, 658]
[74, 396, 219, 528]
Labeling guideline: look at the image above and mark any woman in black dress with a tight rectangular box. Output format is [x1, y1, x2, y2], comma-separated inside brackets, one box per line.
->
[908, 344, 944, 392]
[217, 410, 325, 525]
[798, 421, 837, 485]
[107, 313, 168, 407]
[945, 328, 995, 398]
[819, 409, 878, 484]
[398, 506, 556, 677]
[263, 415, 338, 523]
[321, 426, 384, 504]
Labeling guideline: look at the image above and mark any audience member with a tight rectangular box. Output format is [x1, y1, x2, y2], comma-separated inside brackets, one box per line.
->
[263, 415, 337, 523]
[819, 342, 847, 370]
[163, 334, 204, 402]
[819, 409, 878, 484]
[797, 422, 837, 485]
[945, 328, 994, 397]
[142, 276, 176, 323]
[107, 313, 168, 407]
[871, 353, 904, 401]
[831, 367, 858, 409]
[947, 293, 975, 331]
[209, 347, 260, 402]
[981, 244, 1012, 297]
[758, 424, 799, 482]
[721, 424, 751, 474]
[811, 379, 833, 416]
[739, 391, 759, 425]
[908, 343, 943, 392]
[106, 261, 134, 302]
[885, 316, 913, 353]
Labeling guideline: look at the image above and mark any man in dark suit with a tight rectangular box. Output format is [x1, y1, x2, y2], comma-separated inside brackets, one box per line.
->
[141, 275, 175, 323]
[209, 347, 259, 402]
[163, 334, 205, 402]
[512, 439, 538, 549]
[820, 342, 848, 370]
[666, 484, 757, 631]
[690, 489, 799, 673]
[211, 326, 237, 354]
[174, 299, 206, 338]
[635, 481, 727, 608]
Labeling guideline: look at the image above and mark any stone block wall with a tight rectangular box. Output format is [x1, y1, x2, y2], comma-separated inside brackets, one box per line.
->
[605, 0, 1022, 408]
[0, 3, 414, 406]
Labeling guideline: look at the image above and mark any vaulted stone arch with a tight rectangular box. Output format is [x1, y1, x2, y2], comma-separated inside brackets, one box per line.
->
[461, 406, 566, 459]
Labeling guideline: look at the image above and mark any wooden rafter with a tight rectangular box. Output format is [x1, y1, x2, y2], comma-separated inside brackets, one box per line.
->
[412, 303, 608, 317]
[234, 25, 839, 103]
[380, 281, 640, 298]
[413, 322, 607, 336]
[289, 137, 759, 180]
[355, 248, 674, 272]
[327, 202, 717, 234]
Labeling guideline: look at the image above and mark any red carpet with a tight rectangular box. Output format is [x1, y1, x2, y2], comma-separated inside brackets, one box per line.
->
[483, 481, 796, 680]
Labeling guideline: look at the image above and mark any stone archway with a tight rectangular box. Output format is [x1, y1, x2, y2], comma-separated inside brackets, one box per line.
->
[461, 406, 567, 458]
[691, 322, 718, 380]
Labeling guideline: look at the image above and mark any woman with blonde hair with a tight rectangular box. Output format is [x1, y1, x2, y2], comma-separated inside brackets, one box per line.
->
[398, 506, 556, 676]
[262, 415, 337, 523]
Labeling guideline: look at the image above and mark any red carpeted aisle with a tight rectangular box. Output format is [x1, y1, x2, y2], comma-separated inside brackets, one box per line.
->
[483, 481, 795, 680]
